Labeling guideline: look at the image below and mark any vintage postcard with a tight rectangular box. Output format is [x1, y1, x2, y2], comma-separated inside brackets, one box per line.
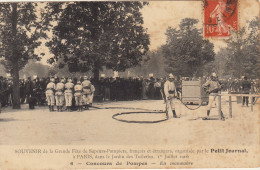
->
[0, 0, 259, 169]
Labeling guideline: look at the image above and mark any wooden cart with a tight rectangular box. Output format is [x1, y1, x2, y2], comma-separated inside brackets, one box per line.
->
[181, 80, 209, 105]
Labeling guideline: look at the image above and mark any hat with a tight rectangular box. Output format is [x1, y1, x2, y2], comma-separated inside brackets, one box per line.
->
[6, 73, 11, 78]
[33, 75, 38, 80]
[77, 80, 81, 84]
[212, 72, 217, 77]
[113, 71, 119, 78]
[83, 76, 88, 80]
[169, 73, 174, 79]
[50, 78, 55, 82]
[100, 74, 105, 78]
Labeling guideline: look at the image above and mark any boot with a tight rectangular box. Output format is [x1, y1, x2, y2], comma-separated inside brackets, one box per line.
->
[51, 106, 54, 111]
[207, 110, 210, 117]
[57, 106, 59, 112]
[221, 111, 225, 121]
[49, 105, 52, 112]
[204, 110, 210, 120]
[172, 110, 178, 118]
[60, 106, 63, 112]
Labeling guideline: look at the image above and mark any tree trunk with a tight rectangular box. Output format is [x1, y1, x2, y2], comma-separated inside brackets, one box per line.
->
[11, 3, 20, 109]
[93, 66, 100, 82]
[12, 61, 20, 109]
[91, 4, 100, 82]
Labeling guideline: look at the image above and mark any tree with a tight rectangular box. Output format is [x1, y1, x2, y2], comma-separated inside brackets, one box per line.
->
[0, 64, 6, 76]
[224, 17, 259, 78]
[162, 18, 215, 77]
[46, 2, 150, 81]
[137, 48, 167, 78]
[0, 3, 47, 109]
[214, 48, 230, 77]
[19, 60, 50, 78]
[224, 27, 247, 77]
[245, 17, 259, 78]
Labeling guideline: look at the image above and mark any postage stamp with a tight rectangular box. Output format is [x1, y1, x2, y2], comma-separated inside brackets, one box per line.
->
[204, 0, 238, 37]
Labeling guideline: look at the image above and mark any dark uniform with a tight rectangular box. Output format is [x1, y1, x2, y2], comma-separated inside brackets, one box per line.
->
[0, 77, 3, 113]
[25, 77, 33, 104]
[241, 76, 251, 106]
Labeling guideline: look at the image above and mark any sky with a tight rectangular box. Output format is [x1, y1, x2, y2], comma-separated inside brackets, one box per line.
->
[141, 0, 259, 52]
[141, 1, 203, 51]
[1, 0, 258, 65]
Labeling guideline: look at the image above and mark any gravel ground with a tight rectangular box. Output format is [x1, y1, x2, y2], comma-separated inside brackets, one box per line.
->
[0, 96, 259, 146]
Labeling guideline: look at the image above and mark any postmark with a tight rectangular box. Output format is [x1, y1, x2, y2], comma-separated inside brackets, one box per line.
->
[204, 0, 238, 37]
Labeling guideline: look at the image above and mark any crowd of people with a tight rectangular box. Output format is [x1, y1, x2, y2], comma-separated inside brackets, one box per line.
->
[0, 74, 259, 112]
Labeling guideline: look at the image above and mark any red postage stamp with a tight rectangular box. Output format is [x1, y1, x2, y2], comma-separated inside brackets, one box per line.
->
[204, 0, 238, 37]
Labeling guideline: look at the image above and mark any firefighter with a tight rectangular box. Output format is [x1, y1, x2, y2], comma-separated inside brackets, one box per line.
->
[82, 76, 94, 110]
[202, 72, 225, 120]
[45, 77, 56, 112]
[64, 77, 74, 112]
[164, 73, 179, 118]
[55, 78, 65, 112]
[74, 80, 83, 111]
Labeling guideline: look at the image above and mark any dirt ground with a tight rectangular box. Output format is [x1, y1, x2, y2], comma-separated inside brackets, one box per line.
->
[0, 95, 259, 146]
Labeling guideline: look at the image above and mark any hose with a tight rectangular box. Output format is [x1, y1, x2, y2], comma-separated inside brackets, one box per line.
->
[89, 98, 203, 124]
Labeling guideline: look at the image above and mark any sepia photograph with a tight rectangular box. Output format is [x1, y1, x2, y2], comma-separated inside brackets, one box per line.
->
[0, 0, 259, 169]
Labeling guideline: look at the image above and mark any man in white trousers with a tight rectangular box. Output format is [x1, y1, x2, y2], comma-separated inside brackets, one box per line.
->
[164, 73, 179, 118]
[202, 72, 225, 120]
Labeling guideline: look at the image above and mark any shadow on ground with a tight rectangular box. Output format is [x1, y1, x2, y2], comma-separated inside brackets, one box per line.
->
[0, 118, 17, 122]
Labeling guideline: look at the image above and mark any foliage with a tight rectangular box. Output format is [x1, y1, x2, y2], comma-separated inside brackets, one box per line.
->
[214, 48, 230, 77]
[0, 3, 47, 71]
[0, 2, 48, 108]
[19, 60, 50, 78]
[45, 2, 150, 79]
[162, 18, 215, 77]
[223, 17, 259, 78]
